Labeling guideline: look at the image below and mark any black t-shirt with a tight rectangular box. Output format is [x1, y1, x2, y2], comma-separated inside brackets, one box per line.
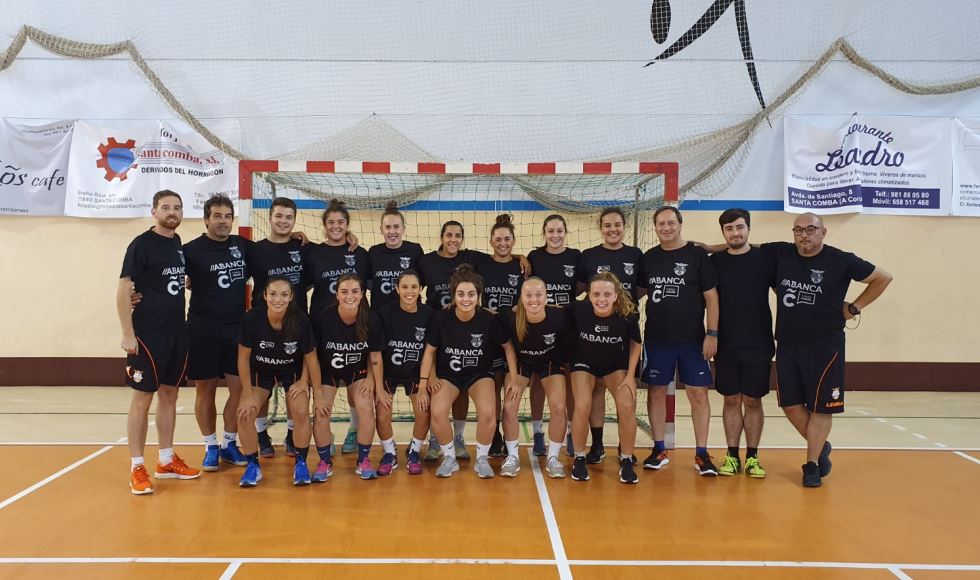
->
[417, 250, 483, 309]
[306, 243, 371, 318]
[639, 242, 717, 343]
[238, 306, 315, 380]
[368, 241, 425, 311]
[569, 300, 642, 370]
[528, 247, 581, 306]
[312, 306, 384, 376]
[771, 242, 875, 346]
[378, 302, 435, 382]
[120, 228, 186, 335]
[426, 308, 509, 382]
[710, 246, 775, 353]
[498, 307, 571, 369]
[475, 256, 523, 312]
[578, 245, 644, 302]
[247, 238, 310, 312]
[183, 234, 249, 325]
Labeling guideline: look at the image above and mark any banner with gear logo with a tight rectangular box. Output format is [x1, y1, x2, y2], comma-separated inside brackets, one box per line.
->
[0, 119, 74, 216]
[64, 120, 236, 218]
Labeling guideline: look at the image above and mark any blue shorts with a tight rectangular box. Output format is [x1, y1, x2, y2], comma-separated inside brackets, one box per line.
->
[642, 342, 713, 387]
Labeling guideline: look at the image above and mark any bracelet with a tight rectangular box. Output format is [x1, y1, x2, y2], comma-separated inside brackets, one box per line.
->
[418, 377, 429, 382]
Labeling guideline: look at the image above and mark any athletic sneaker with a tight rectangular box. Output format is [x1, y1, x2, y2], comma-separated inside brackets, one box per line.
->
[643, 449, 670, 470]
[744, 456, 767, 478]
[407, 450, 423, 475]
[293, 459, 311, 486]
[619, 457, 638, 484]
[284, 430, 297, 458]
[586, 442, 605, 464]
[355, 457, 378, 480]
[454, 433, 471, 460]
[219, 442, 248, 466]
[424, 436, 441, 462]
[257, 430, 275, 458]
[719, 454, 742, 476]
[499, 455, 520, 477]
[436, 455, 460, 478]
[532, 432, 547, 457]
[129, 464, 153, 495]
[239, 461, 262, 487]
[802, 461, 821, 487]
[311, 460, 333, 483]
[546, 457, 566, 479]
[570, 456, 590, 481]
[565, 432, 574, 457]
[694, 454, 719, 477]
[617, 444, 637, 465]
[489, 430, 506, 458]
[474, 456, 495, 479]
[202, 445, 220, 472]
[342, 430, 358, 454]
[378, 453, 398, 476]
[155, 454, 202, 480]
[818, 441, 832, 477]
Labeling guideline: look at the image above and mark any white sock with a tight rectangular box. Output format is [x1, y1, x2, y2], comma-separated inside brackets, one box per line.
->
[410, 437, 424, 453]
[532, 420, 544, 435]
[440, 442, 454, 458]
[158, 447, 174, 466]
[222, 431, 237, 449]
[476, 443, 490, 459]
[203, 433, 218, 447]
[506, 440, 519, 457]
[255, 417, 268, 432]
[349, 411, 359, 430]
[548, 440, 562, 459]
[454, 420, 466, 439]
[286, 419, 295, 429]
[131, 456, 144, 469]
[381, 438, 396, 454]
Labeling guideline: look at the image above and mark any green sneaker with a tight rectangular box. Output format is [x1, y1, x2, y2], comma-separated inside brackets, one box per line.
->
[745, 456, 766, 478]
[341, 430, 358, 454]
[719, 454, 741, 476]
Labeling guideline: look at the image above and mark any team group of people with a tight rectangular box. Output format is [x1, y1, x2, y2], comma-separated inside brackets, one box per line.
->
[117, 189, 892, 495]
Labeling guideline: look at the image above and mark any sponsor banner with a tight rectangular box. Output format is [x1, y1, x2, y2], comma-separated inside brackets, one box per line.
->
[952, 118, 980, 217]
[65, 121, 235, 218]
[784, 115, 951, 216]
[0, 119, 74, 216]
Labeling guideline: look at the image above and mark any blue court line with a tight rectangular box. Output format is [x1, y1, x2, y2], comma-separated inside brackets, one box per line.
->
[251, 199, 785, 211]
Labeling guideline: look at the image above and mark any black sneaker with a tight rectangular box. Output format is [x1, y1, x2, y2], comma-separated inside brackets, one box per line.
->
[818, 441, 832, 477]
[284, 429, 297, 458]
[617, 445, 637, 465]
[619, 457, 638, 484]
[489, 429, 507, 458]
[571, 456, 590, 481]
[802, 461, 822, 487]
[694, 454, 718, 476]
[257, 430, 275, 458]
[643, 449, 670, 470]
[586, 443, 605, 464]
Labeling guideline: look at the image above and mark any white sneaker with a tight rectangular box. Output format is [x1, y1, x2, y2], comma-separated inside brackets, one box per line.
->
[546, 456, 566, 478]
[499, 455, 521, 477]
[436, 455, 459, 478]
[473, 456, 494, 478]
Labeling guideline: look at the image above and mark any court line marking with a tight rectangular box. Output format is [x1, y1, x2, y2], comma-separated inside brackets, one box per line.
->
[912, 433, 928, 440]
[0, 445, 113, 511]
[527, 449, 572, 580]
[888, 566, 913, 579]
[954, 451, 980, 466]
[892, 424, 907, 431]
[218, 561, 241, 579]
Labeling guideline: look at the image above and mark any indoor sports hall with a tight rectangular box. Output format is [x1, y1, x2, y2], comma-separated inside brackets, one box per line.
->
[1, 2, 978, 579]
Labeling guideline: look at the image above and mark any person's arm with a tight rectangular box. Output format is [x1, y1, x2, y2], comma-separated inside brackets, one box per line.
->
[514, 254, 532, 278]
[307, 351, 329, 418]
[236, 345, 259, 422]
[117, 277, 138, 354]
[288, 352, 312, 400]
[703, 288, 719, 359]
[502, 341, 521, 401]
[845, 267, 893, 320]
[370, 351, 391, 409]
[419, 345, 439, 393]
[691, 241, 728, 254]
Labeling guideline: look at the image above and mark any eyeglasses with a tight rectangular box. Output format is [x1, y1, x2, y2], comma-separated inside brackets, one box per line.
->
[792, 226, 821, 236]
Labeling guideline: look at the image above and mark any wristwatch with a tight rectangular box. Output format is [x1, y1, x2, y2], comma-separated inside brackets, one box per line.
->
[706, 329, 719, 337]
[846, 303, 861, 316]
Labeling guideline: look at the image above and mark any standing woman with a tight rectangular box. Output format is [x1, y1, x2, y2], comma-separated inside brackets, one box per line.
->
[368, 201, 424, 312]
[527, 214, 581, 456]
[236, 277, 321, 487]
[377, 270, 435, 475]
[307, 199, 372, 455]
[576, 207, 644, 463]
[311, 274, 385, 480]
[568, 272, 642, 484]
[418, 265, 520, 479]
[498, 277, 571, 478]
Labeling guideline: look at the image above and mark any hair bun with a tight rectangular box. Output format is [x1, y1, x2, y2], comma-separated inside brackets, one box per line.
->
[384, 200, 398, 212]
[455, 263, 475, 275]
[495, 213, 513, 225]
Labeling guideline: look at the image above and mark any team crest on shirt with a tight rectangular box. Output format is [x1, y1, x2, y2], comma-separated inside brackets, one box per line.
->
[811, 269, 825, 284]
[623, 262, 634, 276]
[415, 327, 427, 341]
[284, 341, 298, 355]
[400, 256, 411, 269]
[177, 250, 185, 265]
[543, 333, 556, 346]
[229, 245, 242, 259]
[563, 264, 575, 278]
[471, 334, 484, 348]
[508, 274, 521, 287]
[345, 254, 356, 267]
[674, 262, 688, 276]
[831, 387, 840, 400]
[289, 251, 301, 264]
[596, 265, 610, 274]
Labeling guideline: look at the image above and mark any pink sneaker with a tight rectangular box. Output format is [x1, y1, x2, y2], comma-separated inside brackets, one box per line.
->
[355, 457, 377, 480]
[377, 452, 398, 476]
[311, 460, 333, 483]
[407, 450, 423, 475]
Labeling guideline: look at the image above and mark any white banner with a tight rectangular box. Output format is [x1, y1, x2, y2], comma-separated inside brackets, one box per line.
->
[65, 121, 236, 218]
[0, 119, 73, 216]
[952, 118, 980, 217]
[784, 115, 951, 216]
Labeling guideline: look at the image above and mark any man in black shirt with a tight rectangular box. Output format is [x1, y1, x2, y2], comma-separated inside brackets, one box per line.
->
[773, 213, 892, 487]
[117, 190, 200, 495]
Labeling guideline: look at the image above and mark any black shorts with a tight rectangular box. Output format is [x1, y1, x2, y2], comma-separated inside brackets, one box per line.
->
[714, 346, 773, 399]
[127, 332, 188, 393]
[571, 361, 626, 379]
[322, 368, 368, 388]
[187, 321, 239, 381]
[491, 357, 507, 372]
[775, 340, 845, 414]
[445, 371, 495, 391]
[384, 379, 419, 396]
[519, 360, 563, 380]
[252, 371, 301, 392]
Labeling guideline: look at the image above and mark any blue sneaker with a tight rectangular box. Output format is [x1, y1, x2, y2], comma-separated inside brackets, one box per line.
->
[219, 442, 248, 466]
[311, 460, 333, 483]
[378, 452, 398, 476]
[342, 430, 358, 454]
[202, 445, 219, 472]
[239, 461, 262, 487]
[293, 459, 311, 486]
[355, 457, 378, 480]
[533, 432, 547, 457]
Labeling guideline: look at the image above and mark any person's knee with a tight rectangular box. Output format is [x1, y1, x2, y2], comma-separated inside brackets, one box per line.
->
[156, 386, 179, 406]
[686, 387, 708, 404]
[743, 396, 762, 410]
[724, 394, 742, 408]
[550, 401, 567, 421]
[648, 386, 667, 402]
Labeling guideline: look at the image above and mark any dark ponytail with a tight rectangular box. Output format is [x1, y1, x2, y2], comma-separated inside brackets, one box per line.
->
[322, 198, 350, 226]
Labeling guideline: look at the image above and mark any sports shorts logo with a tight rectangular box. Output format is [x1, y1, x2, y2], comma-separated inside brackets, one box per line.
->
[229, 245, 242, 259]
[623, 262, 634, 275]
[259, 340, 275, 349]
[674, 262, 688, 276]
[414, 327, 426, 341]
[127, 366, 144, 383]
[471, 334, 484, 348]
[596, 265, 610, 274]
[508, 274, 520, 287]
[289, 251, 301, 264]
[284, 341, 298, 355]
[345, 254, 356, 267]
[400, 256, 411, 269]
[563, 264, 575, 278]
[543, 332, 556, 345]
[811, 269, 824, 284]
[831, 387, 840, 400]
[177, 250, 185, 265]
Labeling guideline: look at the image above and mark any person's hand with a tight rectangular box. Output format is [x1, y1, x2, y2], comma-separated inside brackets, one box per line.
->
[121, 333, 138, 355]
[505, 379, 521, 401]
[428, 377, 444, 394]
[617, 375, 637, 403]
[287, 381, 308, 401]
[346, 232, 360, 251]
[377, 387, 393, 411]
[417, 389, 430, 412]
[703, 335, 718, 360]
[237, 394, 258, 422]
[129, 285, 143, 307]
[291, 231, 310, 245]
[313, 395, 330, 418]
[843, 303, 857, 321]
[518, 254, 532, 278]
[358, 378, 374, 398]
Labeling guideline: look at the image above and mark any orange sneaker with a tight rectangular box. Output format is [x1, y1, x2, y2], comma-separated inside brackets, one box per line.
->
[155, 454, 202, 480]
[130, 464, 154, 495]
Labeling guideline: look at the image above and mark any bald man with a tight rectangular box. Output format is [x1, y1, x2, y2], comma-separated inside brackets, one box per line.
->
[770, 213, 892, 487]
